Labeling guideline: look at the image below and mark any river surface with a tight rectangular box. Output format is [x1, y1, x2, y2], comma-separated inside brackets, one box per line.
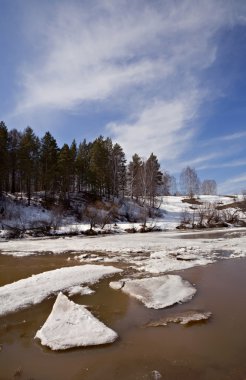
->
[0, 252, 246, 380]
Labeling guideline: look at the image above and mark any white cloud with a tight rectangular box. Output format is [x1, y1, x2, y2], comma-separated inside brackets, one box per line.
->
[18, 59, 170, 111]
[11, 0, 246, 167]
[221, 131, 246, 141]
[15, 1, 246, 111]
[107, 92, 200, 161]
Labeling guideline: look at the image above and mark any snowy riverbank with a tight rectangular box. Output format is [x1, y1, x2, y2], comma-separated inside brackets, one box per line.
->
[0, 199, 245, 350]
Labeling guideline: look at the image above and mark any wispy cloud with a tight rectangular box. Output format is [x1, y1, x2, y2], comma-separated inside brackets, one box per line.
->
[10, 0, 246, 170]
[197, 159, 246, 171]
[202, 130, 246, 147]
[15, 1, 246, 110]
[107, 91, 201, 161]
[219, 173, 246, 194]
[15, 1, 174, 112]
[166, 152, 226, 173]
[220, 131, 246, 141]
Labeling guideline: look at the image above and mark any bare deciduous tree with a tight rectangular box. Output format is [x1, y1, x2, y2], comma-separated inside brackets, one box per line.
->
[180, 166, 200, 198]
[201, 179, 217, 195]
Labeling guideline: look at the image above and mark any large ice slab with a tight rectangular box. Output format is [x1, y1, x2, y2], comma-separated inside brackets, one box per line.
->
[111, 275, 196, 309]
[0, 264, 122, 316]
[35, 293, 118, 350]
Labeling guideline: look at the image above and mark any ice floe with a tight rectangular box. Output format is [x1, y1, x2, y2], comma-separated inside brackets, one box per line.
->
[135, 252, 214, 274]
[146, 310, 212, 327]
[0, 264, 122, 316]
[35, 292, 118, 350]
[0, 228, 245, 261]
[109, 280, 125, 290]
[110, 275, 196, 309]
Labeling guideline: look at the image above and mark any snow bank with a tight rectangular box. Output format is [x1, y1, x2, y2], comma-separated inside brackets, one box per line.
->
[111, 275, 196, 309]
[35, 292, 118, 350]
[0, 265, 122, 317]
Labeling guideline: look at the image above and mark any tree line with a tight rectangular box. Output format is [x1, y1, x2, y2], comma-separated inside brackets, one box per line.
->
[0, 121, 217, 206]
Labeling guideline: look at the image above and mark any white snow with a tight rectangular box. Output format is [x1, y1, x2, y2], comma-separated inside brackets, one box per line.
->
[111, 275, 196, 309]
[0, 194, 245, 281]
[0, 199, 53, 230]
[0, 227, 244, 256]
[1, 195, 241, 239]
[0, 228, 245, 275]
[35, 292, 118, 350]
[0, 265, 122, 317]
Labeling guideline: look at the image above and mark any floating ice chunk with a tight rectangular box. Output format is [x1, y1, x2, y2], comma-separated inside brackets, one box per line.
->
[137, 256, 213, 274]
[151, 370, 162, 379]
[35, 293, 118, 350]
[176, 253, 203, 261]
[146, 310, 212, 327]
[0, 264, 122, 316]
[67, 285, 95, 296]
[118, 275, 196, 309]
[109, 280, 125, 290]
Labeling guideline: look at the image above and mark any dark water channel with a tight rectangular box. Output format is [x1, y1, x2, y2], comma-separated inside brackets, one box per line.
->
[0, 252, 246, 380]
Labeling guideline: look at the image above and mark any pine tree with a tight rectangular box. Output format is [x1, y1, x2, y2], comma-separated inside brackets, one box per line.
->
[90, 136, 111, 197]
[18, 127, 40, 205]
[76, 139, 91, 192]
[40, 132, 59, 199]
[8, 129, 22, 194]
[57, 144, 73, 202]
[111, 143, 126, 198]
[127, 154, 142, 200]
[69, 139, 77, 193]
[145, 153, 162, 207]
[0, 121, 9, 196]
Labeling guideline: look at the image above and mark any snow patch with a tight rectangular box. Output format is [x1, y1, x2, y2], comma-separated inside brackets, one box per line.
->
[35, 293, 118, 350]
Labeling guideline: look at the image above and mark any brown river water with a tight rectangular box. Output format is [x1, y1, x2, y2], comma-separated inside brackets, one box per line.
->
[0, 252, 246, 380]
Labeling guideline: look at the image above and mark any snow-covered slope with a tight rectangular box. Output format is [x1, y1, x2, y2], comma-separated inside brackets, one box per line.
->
[0, 194, 242, 238]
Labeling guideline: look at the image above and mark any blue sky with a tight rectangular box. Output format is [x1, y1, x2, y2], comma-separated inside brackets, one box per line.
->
[0, 0, 246, 194]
